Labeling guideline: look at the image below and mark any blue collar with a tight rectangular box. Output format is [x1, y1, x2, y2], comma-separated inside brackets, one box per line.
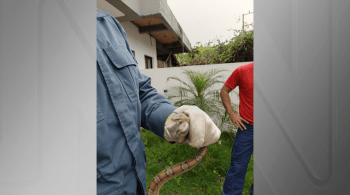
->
[96, 8, 109, 18]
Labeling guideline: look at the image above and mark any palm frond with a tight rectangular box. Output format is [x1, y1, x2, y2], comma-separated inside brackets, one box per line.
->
[166, 68, 237, 132]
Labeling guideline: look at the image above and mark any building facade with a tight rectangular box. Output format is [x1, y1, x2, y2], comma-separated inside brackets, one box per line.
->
[97, 0, 192, 69]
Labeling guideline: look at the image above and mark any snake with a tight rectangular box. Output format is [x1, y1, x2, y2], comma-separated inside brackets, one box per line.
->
[147, 146, 208, 195]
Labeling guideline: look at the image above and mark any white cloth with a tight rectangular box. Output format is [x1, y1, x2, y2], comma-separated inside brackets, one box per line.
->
[164, 105, 221, 148]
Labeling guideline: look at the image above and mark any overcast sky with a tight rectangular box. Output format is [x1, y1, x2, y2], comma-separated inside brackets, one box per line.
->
[167, 0, 254, 47]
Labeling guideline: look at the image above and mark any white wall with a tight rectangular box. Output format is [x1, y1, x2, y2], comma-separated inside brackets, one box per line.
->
[140, 62, 253, 105]
[120, 22, 158, 70]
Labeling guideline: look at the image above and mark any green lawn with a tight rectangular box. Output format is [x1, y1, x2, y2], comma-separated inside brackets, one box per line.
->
[141, 128, 253, 195]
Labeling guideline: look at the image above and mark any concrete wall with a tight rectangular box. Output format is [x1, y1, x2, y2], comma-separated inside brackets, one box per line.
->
[140, 0, 161, 15]
[120, 22, 158, 70]
[140, 62, 253, 105]
[97, 0, 125, 17]
[120, 0, 142, 16]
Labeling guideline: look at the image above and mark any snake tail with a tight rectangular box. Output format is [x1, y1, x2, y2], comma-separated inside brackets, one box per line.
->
[147, 146, 208, 195]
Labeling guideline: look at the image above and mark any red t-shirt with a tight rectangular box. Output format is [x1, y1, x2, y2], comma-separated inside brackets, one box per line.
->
[224, 62, 254, 122]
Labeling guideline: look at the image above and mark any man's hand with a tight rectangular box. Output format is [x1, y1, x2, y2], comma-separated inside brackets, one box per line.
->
[220, 85, 248, 131]
[229, 113, 249, 131]
[164, 105, 221, 148]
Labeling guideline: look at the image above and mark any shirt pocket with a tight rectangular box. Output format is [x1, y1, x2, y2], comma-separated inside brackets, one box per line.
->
[103, 45, 138, 103]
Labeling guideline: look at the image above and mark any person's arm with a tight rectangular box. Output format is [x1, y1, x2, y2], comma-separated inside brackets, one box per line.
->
[220, 68, 248, 130]
[138, 70, 177, 139]
[220, 85, 248, 130]
[220, 85, 236, 121]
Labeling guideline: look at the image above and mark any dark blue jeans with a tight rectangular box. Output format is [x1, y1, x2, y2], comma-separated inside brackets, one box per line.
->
[222, 124, 254, 195]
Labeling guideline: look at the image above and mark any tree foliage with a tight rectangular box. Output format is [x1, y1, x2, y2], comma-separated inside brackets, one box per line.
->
[175, 28, 253, 66]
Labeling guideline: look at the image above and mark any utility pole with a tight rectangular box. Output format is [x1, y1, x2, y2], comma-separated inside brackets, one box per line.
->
[242, 13, 244, 30]
[242, 11, 254, 30]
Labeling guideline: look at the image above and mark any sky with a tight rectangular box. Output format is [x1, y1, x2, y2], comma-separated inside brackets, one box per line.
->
[167, 0, 254, 47]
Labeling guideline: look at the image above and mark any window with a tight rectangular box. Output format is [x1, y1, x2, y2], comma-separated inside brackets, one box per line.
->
[145, 55, 153, 69]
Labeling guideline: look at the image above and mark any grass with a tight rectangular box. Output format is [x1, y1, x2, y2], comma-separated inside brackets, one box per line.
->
[141, 128, 253, 195]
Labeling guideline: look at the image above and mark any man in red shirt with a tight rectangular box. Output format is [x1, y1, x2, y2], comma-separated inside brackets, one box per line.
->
[220, 62, 254, 195]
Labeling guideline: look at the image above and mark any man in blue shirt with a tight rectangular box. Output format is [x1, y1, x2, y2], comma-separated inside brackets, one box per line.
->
[96, 9, 221, 195]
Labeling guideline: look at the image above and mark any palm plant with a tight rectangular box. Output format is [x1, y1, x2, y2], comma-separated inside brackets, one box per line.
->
[166, 68, 238, 131]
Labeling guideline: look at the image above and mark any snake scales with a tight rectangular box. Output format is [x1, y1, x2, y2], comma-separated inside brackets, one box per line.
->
[147, 146, 208, 195]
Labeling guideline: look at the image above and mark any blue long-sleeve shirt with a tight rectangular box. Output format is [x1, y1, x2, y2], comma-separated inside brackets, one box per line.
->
[96, 9, 177, 195]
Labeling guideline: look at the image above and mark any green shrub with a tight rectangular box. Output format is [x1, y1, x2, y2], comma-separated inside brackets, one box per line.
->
[175, 29, 253, 66]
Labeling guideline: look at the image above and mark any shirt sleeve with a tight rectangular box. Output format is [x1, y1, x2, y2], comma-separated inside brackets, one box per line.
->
[138, 71, 177, 139]
[225, 66, 241, 90]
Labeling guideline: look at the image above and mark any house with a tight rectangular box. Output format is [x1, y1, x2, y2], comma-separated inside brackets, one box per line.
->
[97, 0, 192, 69]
